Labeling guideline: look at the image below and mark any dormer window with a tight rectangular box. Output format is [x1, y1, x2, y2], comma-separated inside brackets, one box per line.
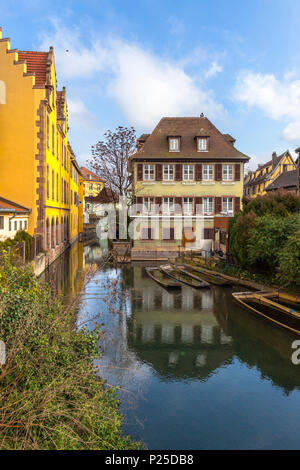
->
[169, 137, 180, 152]
[197, 137, 208, 151]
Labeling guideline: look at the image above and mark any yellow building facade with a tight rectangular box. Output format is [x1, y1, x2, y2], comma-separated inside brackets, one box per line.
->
[130, 116, 249, 256]
[80, 167, 105, 197]
[0, 28, 83, 254]
[244, 151, 296, 198]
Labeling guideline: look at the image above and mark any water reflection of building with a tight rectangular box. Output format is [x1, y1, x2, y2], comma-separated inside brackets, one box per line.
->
[41, 241, 84, 304]
[128, 266, 233, 380]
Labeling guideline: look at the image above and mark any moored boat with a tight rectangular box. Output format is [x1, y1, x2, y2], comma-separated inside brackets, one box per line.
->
[232, 291, 300, 335]
[181, 264, 232, 286]
[160, 264, 210, 289]
[145, 267, 182, 289]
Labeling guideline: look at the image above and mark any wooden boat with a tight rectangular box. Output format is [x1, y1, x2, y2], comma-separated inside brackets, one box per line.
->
[181, 264, 232, 286]
[145, 267, 182, 289]
[232, 291, 300, 335]
[254, 290, 300, 308]
[160, 264, 210, 289]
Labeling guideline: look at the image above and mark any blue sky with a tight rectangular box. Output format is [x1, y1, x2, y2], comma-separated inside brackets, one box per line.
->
[2, 0, 300, 170]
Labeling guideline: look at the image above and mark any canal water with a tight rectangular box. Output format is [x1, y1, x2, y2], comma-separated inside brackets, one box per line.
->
[42, 241, 300, 450]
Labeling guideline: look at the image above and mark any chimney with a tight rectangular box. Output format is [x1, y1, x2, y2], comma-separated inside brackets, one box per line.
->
[272, 151, 277, 169]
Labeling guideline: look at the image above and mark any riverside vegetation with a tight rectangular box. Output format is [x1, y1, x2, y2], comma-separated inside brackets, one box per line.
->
[0, 252, 140, 450]
[229, 192, 300, 289]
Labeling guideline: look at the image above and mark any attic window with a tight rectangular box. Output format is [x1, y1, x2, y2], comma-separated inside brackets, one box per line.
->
[169, 137, 180, 152]
[197, 137, 208, 151]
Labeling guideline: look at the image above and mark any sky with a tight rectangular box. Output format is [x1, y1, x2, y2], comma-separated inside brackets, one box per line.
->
[2, 0, 300, 171]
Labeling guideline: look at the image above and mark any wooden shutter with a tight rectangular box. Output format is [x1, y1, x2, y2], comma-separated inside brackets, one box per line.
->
[156, 164, 162, 181]
[195, 197, 202, 214]
[156, 196, 162, 214]
[234, 197, 240, 214]
[136, 196, 143, 215]
[215, 197, 222, 214]
[235, 164, 241, 181]
[195, 164, 202, 181]
[137, 163, 143, 181]
[215, 164, 222, 181]
[175, 164, 182, 181]
[175, 197, 182, 214]
[170, 227, 175, 240]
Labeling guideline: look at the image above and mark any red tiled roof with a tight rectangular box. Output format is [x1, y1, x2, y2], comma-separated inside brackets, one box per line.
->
[80, 167, 105, 182]
[0, 197, 31, 213]
[18, 51, 48, 87]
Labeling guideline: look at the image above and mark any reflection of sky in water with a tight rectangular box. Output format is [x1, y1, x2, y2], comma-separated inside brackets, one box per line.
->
[46, 248, 300, 449]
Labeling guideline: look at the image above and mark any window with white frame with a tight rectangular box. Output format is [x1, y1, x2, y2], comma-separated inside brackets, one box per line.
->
[143, 197, 155, 214]
[183, 164, 194, 181]
[223, 164, 233, 181]
[163, 164, 174, 181]
[203, 164, 214, 181]
[222, 197, 233, 214]
[144, 164, 155, 180]
[163, 197, 174, 214]
[203, 197, 213, 214]
[197, 137, 207, 151]
[169, 137, 180, 152]
[183, 197, 194, 214]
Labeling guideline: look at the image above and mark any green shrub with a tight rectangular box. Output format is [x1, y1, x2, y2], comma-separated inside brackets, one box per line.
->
[243, 192, 300, 217]
[277, 228, 300, 288]
[229, 211, 257, 266]
[247, 214, 300, 271]
[0, 252, 140, 450]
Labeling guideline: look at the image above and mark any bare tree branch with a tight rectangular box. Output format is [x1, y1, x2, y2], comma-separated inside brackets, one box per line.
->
[88, 126, 136, 201]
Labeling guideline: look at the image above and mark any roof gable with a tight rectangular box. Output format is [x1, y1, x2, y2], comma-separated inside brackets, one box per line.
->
[18, 51, 48, 87]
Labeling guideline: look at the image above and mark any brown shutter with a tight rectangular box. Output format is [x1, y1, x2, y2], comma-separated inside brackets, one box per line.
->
[175, 197, 182, 214]
[195, 164, 202, 181]
[215, 197, 222, 214]
[170, 227, 175, 240]
[156, 196, 162, 214]
[135, 196, 143, 215]
[235, 164, 241, 181]
[215, 164, 222, 181]
[137, 164, 143, 181]
[156, 164, 162, 181]
[234, 197, 240, 214]
[195, 197, 202, 214]
[175, 164, 182, 181]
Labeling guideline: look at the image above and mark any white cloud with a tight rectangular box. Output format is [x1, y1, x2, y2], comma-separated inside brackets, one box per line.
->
[39, 21, 224, 131]
[109, 42, 224, 129]
[39, 21, 111, 80]
[204, 61, 223, 79]
[67, 98, 98, 129]
[233, 71, 300, 141]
